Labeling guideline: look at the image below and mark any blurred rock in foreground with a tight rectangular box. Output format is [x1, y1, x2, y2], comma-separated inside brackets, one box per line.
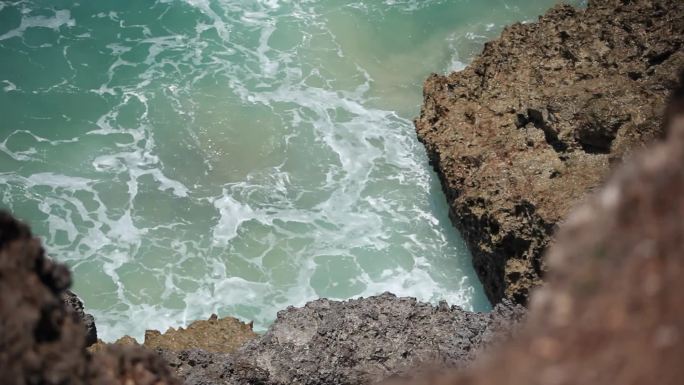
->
[0, 212, 181, 385]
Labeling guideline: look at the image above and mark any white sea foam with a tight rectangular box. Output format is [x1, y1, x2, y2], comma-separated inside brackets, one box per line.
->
[2, 80, 17, 92]
[213, 195, 255, 245]
[0, 9, 75, 41]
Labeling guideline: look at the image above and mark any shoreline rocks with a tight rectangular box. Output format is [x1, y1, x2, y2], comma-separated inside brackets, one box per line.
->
[414, 0, 684, 304]
[144, 314, 257, 353]
[160, 293, 525, 385]
[1, 211, 525, 385]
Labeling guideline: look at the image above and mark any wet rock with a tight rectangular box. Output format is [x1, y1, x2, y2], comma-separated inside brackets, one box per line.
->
[414, 0, 684, 304]
[165, 293, 525, 385]
[406, 70, 684, 385]
[144, 314, 257, 353]
[62, 289, 98, 347]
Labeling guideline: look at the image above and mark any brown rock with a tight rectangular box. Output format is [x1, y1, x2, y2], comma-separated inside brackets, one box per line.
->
[404, 70, 684, 385]
[162, 294, 526, 385]
[415, 0, 684, 304]
[143, 314, 257, 353]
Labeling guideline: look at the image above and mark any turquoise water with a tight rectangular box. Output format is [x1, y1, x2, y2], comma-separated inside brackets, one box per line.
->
[0, 0, 581, 341]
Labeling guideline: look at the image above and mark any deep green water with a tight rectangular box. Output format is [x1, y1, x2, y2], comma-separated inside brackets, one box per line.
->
[0, 0, 582, 341]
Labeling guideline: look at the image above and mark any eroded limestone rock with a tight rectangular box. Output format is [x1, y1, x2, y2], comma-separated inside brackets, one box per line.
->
[415, 0, 684, 304]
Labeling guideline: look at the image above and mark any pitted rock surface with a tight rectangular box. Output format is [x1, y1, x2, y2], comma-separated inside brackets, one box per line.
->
[406, 70, 684, 385]
[162, 293, 525, 385]
[415, 0, 684, 304]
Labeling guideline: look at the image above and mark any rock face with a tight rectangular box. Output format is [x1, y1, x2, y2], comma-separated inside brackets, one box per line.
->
[144, 314, 257, 353]
[0, 211, 181, 385]
[161, 294, 525, 385]
[407, 72, 684, 385]
[414, 0, 684, 304]
[62, 289, 98, 347]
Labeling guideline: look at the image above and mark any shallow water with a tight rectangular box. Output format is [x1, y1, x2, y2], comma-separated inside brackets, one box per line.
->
[0, 0, 581, 341]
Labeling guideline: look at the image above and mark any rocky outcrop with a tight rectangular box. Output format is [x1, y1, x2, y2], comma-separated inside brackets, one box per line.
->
[415, 0, 684, 304]
[405, 72, 684, 385]
[160, 294, 525, 385]
[144, 314, 257, 353]
[0, 209, 526, 385]
[0, 211, 181, 385]
[62, 290, 98, 347]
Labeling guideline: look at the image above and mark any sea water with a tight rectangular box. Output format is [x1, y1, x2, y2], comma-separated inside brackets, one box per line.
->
[0, 0, 582, 341]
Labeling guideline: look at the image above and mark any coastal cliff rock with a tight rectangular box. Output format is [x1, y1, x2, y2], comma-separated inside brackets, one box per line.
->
[415, 0, 684, 304]
[407, 72, 684, 385]
[144, 314, 257, 353]
[0, 212, 526, 385]
[161, 294, 525, 385]
[0, 212, 181, 385]
[89, 314, 257, 355]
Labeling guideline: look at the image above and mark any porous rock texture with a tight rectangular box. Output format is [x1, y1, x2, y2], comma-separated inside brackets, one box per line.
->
[160, 294, 525, 385]
[90, 314, 257, 355]
[415, 0, 684, 304]
[0, 211, 181, 385]
[144, 314, 258, 353]
[404, 72, 684, 385]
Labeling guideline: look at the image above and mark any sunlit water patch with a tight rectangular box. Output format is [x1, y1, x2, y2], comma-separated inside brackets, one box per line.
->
[0, 0, 582, 341]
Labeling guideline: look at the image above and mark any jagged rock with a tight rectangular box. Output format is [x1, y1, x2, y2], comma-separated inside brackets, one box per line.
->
[163, 293, 525, 385]
[415, 0, 684, 304]
[62, 289, 98, 347]
[144, 314, 257, 353]
[406, 71, 684, 385]
[88, 335, 141, 353]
